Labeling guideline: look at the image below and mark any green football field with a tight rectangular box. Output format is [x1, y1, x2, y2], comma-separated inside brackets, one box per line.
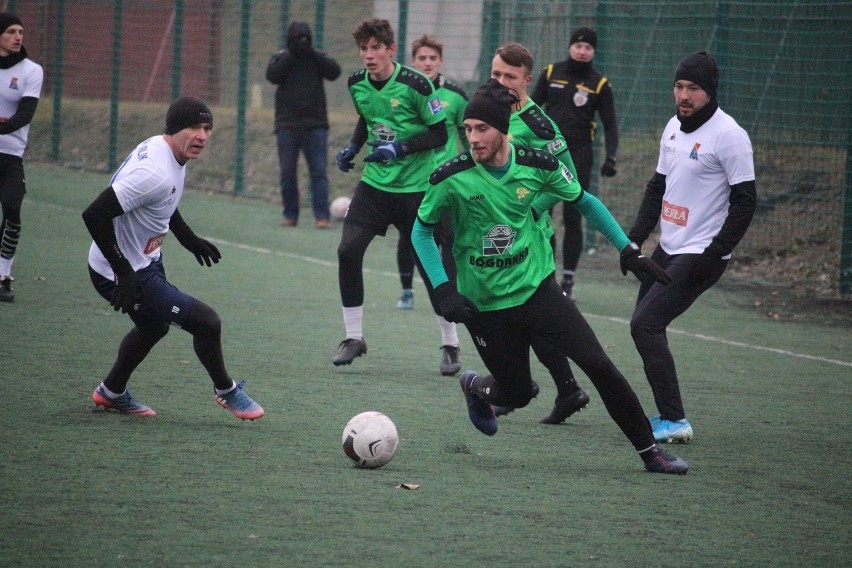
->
[1, 163, 850, 567]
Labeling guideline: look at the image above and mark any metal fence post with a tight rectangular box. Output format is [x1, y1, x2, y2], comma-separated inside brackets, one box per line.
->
[50, 0, 64, 162]
[107, 0, 123, 173]
[233, 0, 251, 194]
[171, 0, 183, 100]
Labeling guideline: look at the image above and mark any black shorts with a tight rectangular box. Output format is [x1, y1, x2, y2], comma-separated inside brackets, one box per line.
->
[343, 181, 424, 237]
[0, 153, 25, 210]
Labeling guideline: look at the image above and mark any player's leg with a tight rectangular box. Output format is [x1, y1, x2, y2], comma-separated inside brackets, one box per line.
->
[458, 307, 537, 436]
[303, 126, 331, 227]
[526, 278, 688, 473]
[528, 337, 589, 423]
[630, 246, 725, 441]
[394, 230, 415, 309]
[434, 214, 461, 375]
[276, 128, 300, 226]
[560, 148, 592, 299]
[333, 183, 389, 365]
[0, 155, 25, 302]
[88, 265, 167, 415]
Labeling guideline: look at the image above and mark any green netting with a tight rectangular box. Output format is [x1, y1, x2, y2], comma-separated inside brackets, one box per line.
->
[14, 0, 852, 295]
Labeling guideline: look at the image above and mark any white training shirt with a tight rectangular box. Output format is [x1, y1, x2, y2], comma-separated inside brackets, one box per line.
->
[0, 56, 43, 156]
[655, 108, 754, 257]
[88, 135, 186, 278]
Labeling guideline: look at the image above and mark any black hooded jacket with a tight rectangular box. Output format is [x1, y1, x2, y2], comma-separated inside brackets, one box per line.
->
[265, 21, 341, 130]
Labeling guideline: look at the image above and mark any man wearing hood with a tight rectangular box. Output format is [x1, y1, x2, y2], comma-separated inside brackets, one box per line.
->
[266, 21, 341, 228]
[0, 12, 43, 302]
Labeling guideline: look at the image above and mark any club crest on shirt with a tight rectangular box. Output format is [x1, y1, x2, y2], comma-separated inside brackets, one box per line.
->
[371, 123, 396, 143]
[483, 224, 516, 256]
[689, 143, 701, 160]
[573, 89, 588, 107]
[516, 187, 530, 201]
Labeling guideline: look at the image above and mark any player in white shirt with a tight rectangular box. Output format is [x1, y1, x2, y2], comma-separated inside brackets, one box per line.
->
[82, 97, 264, 420]
[626, 51, 757, 443]
[0, 12, 43, 302]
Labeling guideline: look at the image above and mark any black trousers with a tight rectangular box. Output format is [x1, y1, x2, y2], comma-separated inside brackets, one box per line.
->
[630, 245, 727, 420]
[465, 276, 656, 451]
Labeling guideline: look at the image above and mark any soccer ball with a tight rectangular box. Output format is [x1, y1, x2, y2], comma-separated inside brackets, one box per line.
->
[342, 411, 399, 469]
[330, 196, 351, 221]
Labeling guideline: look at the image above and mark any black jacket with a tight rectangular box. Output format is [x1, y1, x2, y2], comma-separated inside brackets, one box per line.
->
[531, 59, 618, 160]
[265, 21, 341, 130]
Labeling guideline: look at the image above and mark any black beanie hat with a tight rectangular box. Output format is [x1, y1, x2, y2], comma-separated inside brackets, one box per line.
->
[463, 79, 518, 135]
[569, 27, 597, 49]
[165, 96, 213, 135]
[674, 51, 719, 99]
[0, 12, 22, 34]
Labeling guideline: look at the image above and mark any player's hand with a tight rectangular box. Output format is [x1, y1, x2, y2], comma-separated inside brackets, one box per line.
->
[336, 144, 357, 172]
[690, 250, 725, 285]
[190, 237, 221, 267]
[600, 156, 617, 177]
[364, 140, 403, 164]
[433, 282, 479, 324]
[111, 266, 138, 314]
[620, 242, 670, 284]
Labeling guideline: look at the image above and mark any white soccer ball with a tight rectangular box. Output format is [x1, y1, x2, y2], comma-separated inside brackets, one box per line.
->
[330, 196, 351, 221]
[342, 411, 399, 469]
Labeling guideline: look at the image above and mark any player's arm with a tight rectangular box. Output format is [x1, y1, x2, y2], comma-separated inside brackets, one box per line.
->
[411, 217, 447, 287]
[265, 50, 295, 84]
[627, 172, 666, 246]
[598, 83, 619, 175]
[705, 179, 758, 256]
[364, 120, 448, 163]
[169, 209, 221, 267]
[336, 116, 368, 172]
[0, 97, 38, 135]
[81, 187, 137, 312]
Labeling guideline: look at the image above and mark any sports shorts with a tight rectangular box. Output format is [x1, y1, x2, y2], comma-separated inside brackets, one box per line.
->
[343, 181, 424, 237]
[88, 254, 196, 328]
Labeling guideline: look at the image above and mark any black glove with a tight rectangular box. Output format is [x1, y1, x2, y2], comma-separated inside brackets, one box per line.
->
[186, 237, 221, 267]
[690, 249, 726, 285]
[336, 144, 357, 172]
[600, 156, 617, 177]
[110, 261, 138, 314]
[433, 282, 479, 324]
[364, 140, 403, 164]
[620, 242, 670, 284]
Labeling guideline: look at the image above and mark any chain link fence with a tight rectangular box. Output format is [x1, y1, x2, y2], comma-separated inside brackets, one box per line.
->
[10, 0, 852, 296]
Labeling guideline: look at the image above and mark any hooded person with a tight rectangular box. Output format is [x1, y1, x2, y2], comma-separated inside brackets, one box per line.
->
[265, 22, 342, 227]
[0, 11, 44, 302]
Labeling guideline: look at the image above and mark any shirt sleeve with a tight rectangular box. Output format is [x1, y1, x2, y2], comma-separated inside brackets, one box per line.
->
[411, 218, 448, 287]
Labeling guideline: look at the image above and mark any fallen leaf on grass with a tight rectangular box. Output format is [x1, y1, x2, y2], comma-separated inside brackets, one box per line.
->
[396, 483, 420, 490]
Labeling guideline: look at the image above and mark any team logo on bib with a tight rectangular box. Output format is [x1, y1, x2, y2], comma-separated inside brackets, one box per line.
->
[371, 123, 396, 143]
[482, 225, 515, 256]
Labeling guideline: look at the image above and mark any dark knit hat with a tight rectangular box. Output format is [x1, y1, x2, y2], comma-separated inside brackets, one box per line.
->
[0, 12, 22, 34]
[674, 50, 719, 99]
[463, 79, 518, 134]
[165, 96, 213, 135]
[569, 27, 597, 49]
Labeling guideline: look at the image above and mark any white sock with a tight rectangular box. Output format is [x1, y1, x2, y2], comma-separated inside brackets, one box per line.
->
[436, 315, 459, 347]
[99, 383, 123, 399]
[0, 256, 12, 277]
[215, 381, 236, 396]
[343, 306, 364, 340]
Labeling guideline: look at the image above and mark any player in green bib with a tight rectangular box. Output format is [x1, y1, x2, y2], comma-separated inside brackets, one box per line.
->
[490, 42, 594, 424]
[411, 79, 688, 474]
[332, 19, 448, 367]
[393, 34, 470, 376]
